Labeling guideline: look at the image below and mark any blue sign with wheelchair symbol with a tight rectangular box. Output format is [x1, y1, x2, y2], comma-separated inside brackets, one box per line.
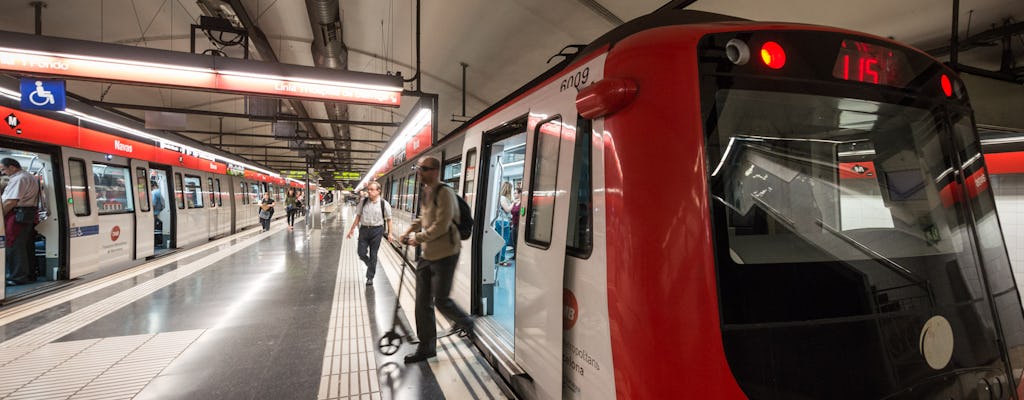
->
[20, 79, 66, 111]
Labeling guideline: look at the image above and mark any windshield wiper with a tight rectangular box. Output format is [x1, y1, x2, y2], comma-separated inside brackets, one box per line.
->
[746, 195, 934, 305]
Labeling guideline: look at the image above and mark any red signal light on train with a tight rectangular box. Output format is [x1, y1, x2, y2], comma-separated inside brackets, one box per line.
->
[940, 75, 953, 97]
[760, 42, 786, 69]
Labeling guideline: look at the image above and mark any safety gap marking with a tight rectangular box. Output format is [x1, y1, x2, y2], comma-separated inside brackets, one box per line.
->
[318, 229, 380, 400]
[0, 229, 273, 349]
[378, 246, 505, 399]
[0, 329, 203, 399]
[0, 219, 286, 327]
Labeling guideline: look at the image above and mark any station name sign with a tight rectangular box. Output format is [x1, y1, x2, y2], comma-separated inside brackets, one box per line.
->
[0, 31, 403, 107]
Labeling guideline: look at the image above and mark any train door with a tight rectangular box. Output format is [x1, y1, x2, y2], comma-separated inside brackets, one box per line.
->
[475, 122, 527, 341]
[515, 115, 574, 400]
[149, 167, 172, 254]
[1, 145, 65, 297]
[130, 160, 153, 259]
[173, 168, 209, 248]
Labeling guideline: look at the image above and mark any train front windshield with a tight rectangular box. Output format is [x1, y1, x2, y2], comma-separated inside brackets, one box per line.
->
[702, 33, 1024, 399]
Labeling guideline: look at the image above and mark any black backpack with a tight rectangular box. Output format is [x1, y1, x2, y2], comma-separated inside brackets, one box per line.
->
[436, 185, 473, 240]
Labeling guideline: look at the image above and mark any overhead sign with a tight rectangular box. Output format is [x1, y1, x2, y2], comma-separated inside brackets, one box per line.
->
[0, 31, 403, 107]
[333, 172, 360, 180]
[19, 78, 65, 111]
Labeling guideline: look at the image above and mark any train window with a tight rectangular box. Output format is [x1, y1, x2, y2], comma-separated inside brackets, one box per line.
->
[215, 179, 222, 206]
[525, 116, 562, 247]
[208, 178, 215, 207]
[463, 149, 477, 204]
[240, 182, 248, 205]
[250, 183, 260, 203]
[184, 175, 203, 208]
[443, 157, 462, 192]
[405, 172, 417, 211]
[174, 173, 185, 209]
[68, 158, 90, 216]
[135, 167, 150, 212]
[566, 117, 593, 258]
[390, 180, 399, 209]
[93, 163, 134, 214]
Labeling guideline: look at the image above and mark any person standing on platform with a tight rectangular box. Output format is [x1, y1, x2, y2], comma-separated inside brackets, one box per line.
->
[401, 156, 474, 364]
[151, 181, 164, 216]
[1, 158, 39, 286]
[285, 187, 298, 231]
[259, 191, 275, 232]
[346, 181, 395, 286]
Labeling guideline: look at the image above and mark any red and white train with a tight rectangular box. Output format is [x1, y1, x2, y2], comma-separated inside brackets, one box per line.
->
[0, 86, 315, 301]
[371, 7, 1024, 400]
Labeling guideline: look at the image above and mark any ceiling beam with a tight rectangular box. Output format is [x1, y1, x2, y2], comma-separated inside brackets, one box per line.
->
[84, 100, 400, 127]
[180, 129, 388, 143]
[927, 21, 1024, 56]
[209, 143, 381, 153]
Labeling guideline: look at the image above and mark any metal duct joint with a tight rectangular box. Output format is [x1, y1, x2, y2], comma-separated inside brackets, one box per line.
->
[306, 0, 352, 158]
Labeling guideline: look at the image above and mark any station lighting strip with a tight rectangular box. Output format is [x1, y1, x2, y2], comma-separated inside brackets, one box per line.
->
[357, 108, 432, 190]
[0, 87, 278, 177]
[0, 47, 403, 106]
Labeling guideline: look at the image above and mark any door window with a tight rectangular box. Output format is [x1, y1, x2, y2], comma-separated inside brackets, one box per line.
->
[68, 159, 90, 216]
[526, 116, 562, 247]
[135, 167, 150, 212]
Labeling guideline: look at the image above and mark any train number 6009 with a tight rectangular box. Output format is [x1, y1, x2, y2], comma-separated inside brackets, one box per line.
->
[560, 67, 589, 92]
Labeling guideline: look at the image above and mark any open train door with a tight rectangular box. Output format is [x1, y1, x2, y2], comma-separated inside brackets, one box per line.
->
[514, 115, 573, 399]
[129, 160, 153, 259]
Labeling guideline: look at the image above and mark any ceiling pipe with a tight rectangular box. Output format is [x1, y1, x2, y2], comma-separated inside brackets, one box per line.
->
[306, 0, 355, 170]
[950, 0, 959, 66]
[30, 2, 46, 35]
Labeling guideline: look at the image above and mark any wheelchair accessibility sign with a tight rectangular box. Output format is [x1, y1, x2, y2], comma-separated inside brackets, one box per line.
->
[20, 79, 66, 111]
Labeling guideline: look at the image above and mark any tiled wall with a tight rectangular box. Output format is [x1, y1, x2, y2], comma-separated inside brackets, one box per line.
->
[992, 174, 1024, 289]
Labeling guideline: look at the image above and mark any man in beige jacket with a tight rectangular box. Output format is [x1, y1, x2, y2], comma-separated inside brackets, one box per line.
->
[401, 156, 474, 363]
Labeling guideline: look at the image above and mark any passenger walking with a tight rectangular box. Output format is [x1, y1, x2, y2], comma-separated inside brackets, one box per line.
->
[1, 158, 40, 286]
[400, 156, 474, 364]
[259, 192, 275, 232]
[285, 187, 298, 231]
[346, 181, 395, 286]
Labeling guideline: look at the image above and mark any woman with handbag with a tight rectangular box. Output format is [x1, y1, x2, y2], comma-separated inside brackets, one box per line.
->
[259, 192, 275, 232]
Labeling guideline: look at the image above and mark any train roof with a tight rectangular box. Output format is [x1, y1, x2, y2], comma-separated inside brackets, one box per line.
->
[437, 9, 746, 145]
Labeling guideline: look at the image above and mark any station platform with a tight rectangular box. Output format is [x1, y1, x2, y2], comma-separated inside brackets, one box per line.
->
[0, 206, 511, 399]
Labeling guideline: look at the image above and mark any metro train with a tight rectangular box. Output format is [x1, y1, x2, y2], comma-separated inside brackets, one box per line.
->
[0, 86, 314, 301]
[370, 7, 1024, 400]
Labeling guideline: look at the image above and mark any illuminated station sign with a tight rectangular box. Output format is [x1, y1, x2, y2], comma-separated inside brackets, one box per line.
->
[0, 30, 403, 107]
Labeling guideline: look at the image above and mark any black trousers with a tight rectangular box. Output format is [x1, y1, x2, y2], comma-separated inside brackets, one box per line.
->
[286, 207, 297, 226]
[413, 253, 472, 354]
[357, 226, 384, 279]
[6, 221, 36, 282]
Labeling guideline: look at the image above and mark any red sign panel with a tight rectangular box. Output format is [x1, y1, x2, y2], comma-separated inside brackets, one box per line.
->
[405, 123, 432, 159]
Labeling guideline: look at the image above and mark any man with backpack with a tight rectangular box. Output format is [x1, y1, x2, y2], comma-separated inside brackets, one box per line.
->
[400, 156, 474, 364]
[346, 181, 395, 286]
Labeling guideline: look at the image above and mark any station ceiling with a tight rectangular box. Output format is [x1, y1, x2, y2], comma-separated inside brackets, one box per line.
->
[0, 0, 1020, 188]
